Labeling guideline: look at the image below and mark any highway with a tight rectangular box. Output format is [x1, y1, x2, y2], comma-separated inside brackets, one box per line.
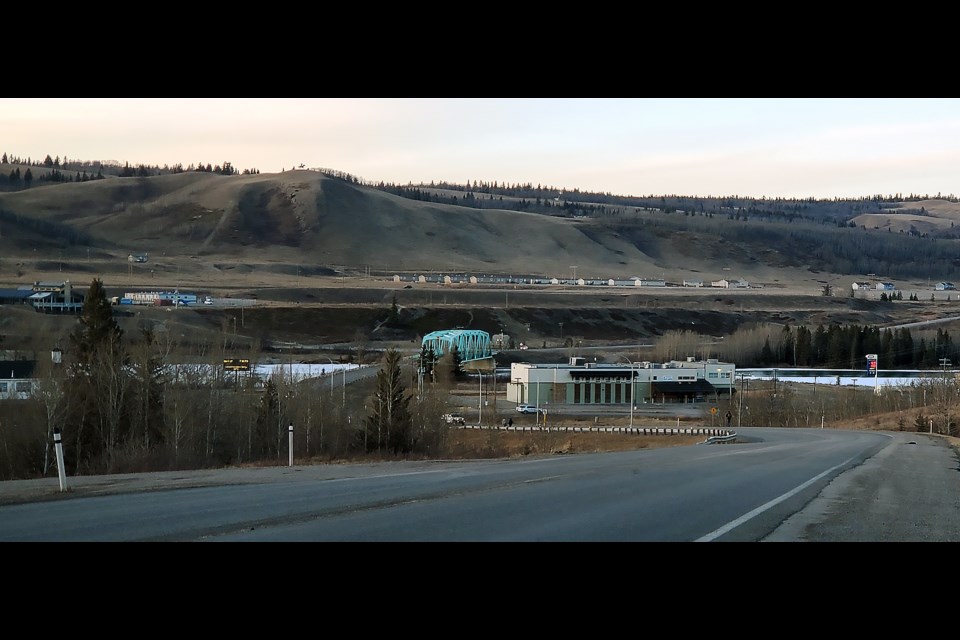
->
[0, 427, 956, 541]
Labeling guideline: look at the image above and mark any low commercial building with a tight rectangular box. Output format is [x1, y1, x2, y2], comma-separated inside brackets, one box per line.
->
[507, 357, 735, 408]
[0, 360, 37, 400]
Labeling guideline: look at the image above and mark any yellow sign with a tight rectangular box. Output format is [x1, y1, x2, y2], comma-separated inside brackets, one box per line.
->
[710, 407, 718, 414]
[223, 358, 251, 371]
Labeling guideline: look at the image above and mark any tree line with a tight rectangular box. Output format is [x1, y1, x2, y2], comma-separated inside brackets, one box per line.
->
[653, 322, 960, 371]
[0, 153, 261, 192]
[0, 279, 459, 481]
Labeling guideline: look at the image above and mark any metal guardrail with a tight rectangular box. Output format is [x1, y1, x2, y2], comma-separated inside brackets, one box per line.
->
[455, 424, 735, 441]
[699, 431, 738, 445]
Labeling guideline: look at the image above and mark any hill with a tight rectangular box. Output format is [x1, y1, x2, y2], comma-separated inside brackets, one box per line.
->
[4, 168, 960, 291]
[4, 168, 960, 357]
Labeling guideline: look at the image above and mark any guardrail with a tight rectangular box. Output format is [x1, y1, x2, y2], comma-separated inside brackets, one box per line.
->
[699, 432, 738, 445]
[455, 424, 735, 442]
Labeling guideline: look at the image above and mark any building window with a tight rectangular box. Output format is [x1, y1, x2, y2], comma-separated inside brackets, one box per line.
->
[0, 382, 6, 393]
[15, 382, 30, 393]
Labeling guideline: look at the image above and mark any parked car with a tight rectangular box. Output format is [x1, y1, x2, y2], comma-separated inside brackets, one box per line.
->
[442, 412, 465, 425]
[516, 404, 543, 414]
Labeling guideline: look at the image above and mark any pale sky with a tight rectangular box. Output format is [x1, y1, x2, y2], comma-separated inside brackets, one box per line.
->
[3, 98, 959, 200]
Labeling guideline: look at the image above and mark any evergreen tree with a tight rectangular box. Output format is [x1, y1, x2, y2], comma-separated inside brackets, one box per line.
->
[70, 278, 122, 368]
[63, 278, 128, 472]
[760, 337, 774, 364]
[254, 378, 279, 458]
[418, 344, 436, 382]
[795, 326, 812, 366]
[449, 344, 465, 380]
[363, 349, 413, 454]
[780, 325, 794, 364]
[388, 293, 400, 325]
[128, 326, 167, 449]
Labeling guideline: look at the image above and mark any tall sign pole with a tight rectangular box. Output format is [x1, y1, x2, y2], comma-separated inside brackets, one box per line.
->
[866, 354, 879, 395]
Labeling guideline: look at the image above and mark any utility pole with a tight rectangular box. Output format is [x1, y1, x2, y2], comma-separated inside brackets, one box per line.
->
[941, 358, 951, 435]
[740, 376, 749, 428]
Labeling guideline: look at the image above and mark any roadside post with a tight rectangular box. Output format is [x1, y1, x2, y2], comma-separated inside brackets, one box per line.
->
[288, 423, 294, 467]
[54, 427, 66, 492]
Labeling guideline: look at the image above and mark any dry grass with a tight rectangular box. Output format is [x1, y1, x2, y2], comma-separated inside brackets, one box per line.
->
[443, 428, 704, 459]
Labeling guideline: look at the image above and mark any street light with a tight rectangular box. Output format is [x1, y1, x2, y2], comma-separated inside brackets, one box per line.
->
[941, 358, 951, 434]
[319, 356, 347, 405]
[478, 370, 483, 425]
[535, 371, 541, 427]
[737, 373, 747, 429]
[318, 356, 336, 398]
[618, 356, 635, 428]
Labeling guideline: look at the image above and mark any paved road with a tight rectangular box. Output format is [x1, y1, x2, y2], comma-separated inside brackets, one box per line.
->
[764, 430, 960, 541]
[1, 428, 958, 541]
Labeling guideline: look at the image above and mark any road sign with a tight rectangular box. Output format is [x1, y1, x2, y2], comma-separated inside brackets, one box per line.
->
[866, 354, 878, 360]
[223, 358, 251, 371]
[710, 407, 718, 414]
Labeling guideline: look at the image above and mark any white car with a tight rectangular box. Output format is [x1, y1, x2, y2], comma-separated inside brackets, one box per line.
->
[516, 404, 543, 414]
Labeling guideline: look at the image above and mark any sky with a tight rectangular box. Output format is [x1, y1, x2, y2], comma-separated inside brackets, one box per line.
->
[3, 98, 960, 200]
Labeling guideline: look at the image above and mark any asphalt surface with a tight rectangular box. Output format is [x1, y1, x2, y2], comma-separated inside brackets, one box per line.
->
[4, 430, 960, 543]
[764, 431, 960, 541]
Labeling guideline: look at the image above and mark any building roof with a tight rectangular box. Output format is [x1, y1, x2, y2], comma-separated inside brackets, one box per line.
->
[651, 380, 716, 395]
[0, 289, 34, 301]
[0, 360, 37, 379]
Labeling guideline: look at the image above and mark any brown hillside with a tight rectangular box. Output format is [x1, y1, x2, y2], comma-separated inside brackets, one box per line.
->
[850, 198, 960, 234]
[0, 170, 851, 291]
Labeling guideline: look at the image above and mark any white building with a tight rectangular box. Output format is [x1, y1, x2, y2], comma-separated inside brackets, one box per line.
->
[507, 357, 735, 408]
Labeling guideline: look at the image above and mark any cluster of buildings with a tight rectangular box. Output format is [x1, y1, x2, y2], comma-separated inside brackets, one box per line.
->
[852, 281, 957, 292]
[418, 329, 736, 407]
[393, 274, 751, 288]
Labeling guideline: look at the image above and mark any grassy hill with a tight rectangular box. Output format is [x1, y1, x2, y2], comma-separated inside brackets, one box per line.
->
[4, 167, 960, 358]
[4, 167, 960, 290]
